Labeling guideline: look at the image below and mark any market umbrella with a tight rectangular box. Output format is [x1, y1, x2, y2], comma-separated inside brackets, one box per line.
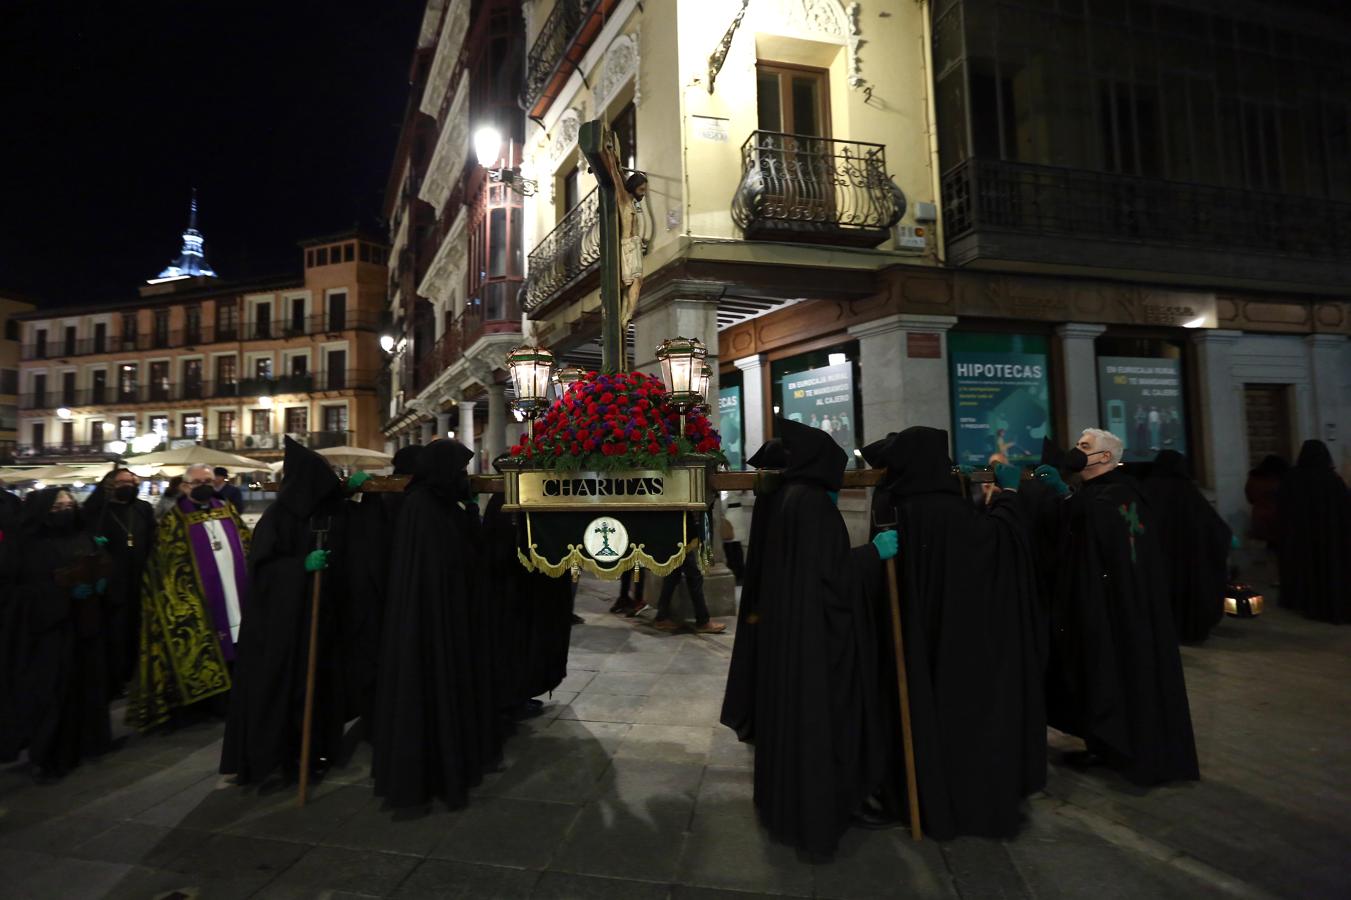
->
[316, 445, 393, 468]
[0, 464, 87, 483]
[124, 445, 271, 472]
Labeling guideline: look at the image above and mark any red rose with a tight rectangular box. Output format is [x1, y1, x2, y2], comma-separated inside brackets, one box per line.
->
[647, 442, 660, 454]
[667, 444, 679, 455]
[583, 439, 596, 451]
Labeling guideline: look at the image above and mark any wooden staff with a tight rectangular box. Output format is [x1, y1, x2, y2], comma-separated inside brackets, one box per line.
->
[297, 516, 331, 807]
[874, 507, 923, 841]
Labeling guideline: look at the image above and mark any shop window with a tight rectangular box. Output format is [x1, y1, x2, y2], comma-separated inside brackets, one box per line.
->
[948, 332, 1054, 467]
[719, 370, 745, 470]
[769, 341, 861, 464]
[1094, 336, 1188, 464]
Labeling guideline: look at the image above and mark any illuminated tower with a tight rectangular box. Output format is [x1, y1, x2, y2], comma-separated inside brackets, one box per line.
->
[150, 190, 218, 283]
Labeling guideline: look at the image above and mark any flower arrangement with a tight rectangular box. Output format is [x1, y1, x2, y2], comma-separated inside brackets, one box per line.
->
[508, 369, 723, 471]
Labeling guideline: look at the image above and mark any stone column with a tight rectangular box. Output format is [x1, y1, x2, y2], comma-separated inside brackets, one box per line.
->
[1055, 323, 1108, 436]
[847, 313, 958, 444]
[1307, 334, 1350, 472]
[384, 439, 396, 456]
[1191, 330, 1246, 532]
[632, 292, 734, 618]
[420, 419, 436, 444]
[485, 383, 507, 463]
[458, 400, 478, 472]
[734, 354, 766, 459]
[435, 412, 453, 441]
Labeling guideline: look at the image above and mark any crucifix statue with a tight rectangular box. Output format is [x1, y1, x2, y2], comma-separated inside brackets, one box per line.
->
[580, 118, 646, 373]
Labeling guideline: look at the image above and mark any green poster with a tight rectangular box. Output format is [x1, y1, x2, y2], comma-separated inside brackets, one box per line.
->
[718, 385, 743, 469]
[1097, 356, 1186, 462]
[781, 362, 857, 458]
[949, 336, 1052, 466]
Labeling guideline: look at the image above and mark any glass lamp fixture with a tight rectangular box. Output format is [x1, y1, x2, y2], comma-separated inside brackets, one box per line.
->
[56, 407, 72, 420]
[695, 364, 712, 405]
[105, 439, 128, 456]
[473, 126, 503, 168]
[130, 433, 162, 454]
[474, 125, 537, 195]
[506, 345, 555, 435]
[379, 334, 396, 353]
[552, 365, 586, 393]
[655, 337, 707, 410]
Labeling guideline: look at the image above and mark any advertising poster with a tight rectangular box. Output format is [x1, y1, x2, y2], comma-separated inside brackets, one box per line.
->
[781, 362, 857, 458]
[718, 385, 743, 470]
[949, 339, 1052, 466]
[1097, 356, 1187, 462]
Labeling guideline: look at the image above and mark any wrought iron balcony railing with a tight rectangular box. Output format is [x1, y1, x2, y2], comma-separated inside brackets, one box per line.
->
[18, 372, 376, 409]
[524, 189, 601, 313]
[18, 315, 378, 360]
[731, 131, 904, 248]
[941, 158, 1351, 261]
[521, 0, 598, 116]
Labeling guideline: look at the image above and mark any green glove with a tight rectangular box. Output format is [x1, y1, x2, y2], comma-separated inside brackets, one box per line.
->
[994, 462, 1021, 491]
[92, 535, 108, 548]
[347, 471, 371, 491]
[1033, 465, 1069, 497]
[872, 529, 899, 561]
[304, 549, 331, 572]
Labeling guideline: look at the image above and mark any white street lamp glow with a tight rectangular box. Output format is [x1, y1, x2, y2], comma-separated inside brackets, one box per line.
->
[258, 396, 274, 408]
[56, 407, 72, 420]
[130, 433, 161, 454]
[474, 126, 503, 169]
[379, 334, 396, 352]
[105, 440, 128, 455]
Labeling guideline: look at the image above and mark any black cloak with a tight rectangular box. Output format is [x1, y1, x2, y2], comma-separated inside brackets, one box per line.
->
[1049, 468, 1199, 786]
[0, 488, 21, 535]
[373, 439, 502, 809]
[482, 486, 572, 712]
[0, 489, 113, 776]
[865, 427, 1045, 840]
[1276, 440, 1351, 623]
[719, 438, 788, 742]
[83, 479, 157, 689]
[1141, 451, 1233, 643]
[730, 420, 883, 857]
[221, 437, 351, 783]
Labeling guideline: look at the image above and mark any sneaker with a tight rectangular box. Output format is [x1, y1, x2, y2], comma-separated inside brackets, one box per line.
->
[625, 603, 650, 619]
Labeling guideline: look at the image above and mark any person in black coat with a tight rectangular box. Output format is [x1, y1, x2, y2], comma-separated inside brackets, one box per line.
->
[1141, 451, 1232, 643]
[220, 437, 352, 783]
[1276, 439, 1351, 623]
[373, 439, 501, 810]
[0, 482, 21, 535]
[725, 419, 895, 858]
[0, 488, 114, 779]
[864, 427, 1045, 840]
[83, 468, 157, 690]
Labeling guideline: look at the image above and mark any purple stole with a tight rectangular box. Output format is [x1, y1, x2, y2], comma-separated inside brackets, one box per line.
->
[178, 496, 250, 660]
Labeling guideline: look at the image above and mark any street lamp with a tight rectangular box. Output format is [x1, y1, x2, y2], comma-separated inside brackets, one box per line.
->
[474, 125, 538, 196]
[506, 345, 555, 437]
[56, 407, 72, 420]
[379, 333, 396, 353]
[656, 337, 707, 439]
[695, 364, 712, 407]
[552, 365, 586, 393]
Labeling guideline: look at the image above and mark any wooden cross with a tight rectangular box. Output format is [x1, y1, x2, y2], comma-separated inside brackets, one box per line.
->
[580, 118, 624, 374]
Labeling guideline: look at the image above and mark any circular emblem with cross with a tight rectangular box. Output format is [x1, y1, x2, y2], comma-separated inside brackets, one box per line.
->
[583, 516, 630, 560]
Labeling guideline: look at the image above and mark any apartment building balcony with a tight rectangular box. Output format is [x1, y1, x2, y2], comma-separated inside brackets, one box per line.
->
[20, 371, 376, 410]
[940, 158, 1351, 286]
[731, 132, 904, 249]
[520, 0, 622, 119]
[414, 324, 463, 393]
[236, 430, 354, 452]
[523, 188, 605, 314]
[20, 314, 378, 360]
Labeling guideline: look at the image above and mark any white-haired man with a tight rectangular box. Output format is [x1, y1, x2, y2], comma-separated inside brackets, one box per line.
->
[129, 463, 251, 728]
[1043, 426, 1199, 787]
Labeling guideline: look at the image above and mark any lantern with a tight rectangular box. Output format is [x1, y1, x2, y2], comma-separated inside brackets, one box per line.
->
[1224, 584, 1264, 617]
[473, 126, 503, 169]
[695, 364, 712, 406]
[506, 345, 555, 434]
[656, 337, 707, 409]
[552, 365, 586, 393]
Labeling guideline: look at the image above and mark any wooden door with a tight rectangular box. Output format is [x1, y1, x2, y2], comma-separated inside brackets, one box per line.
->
[1243, 384, 1294, 469]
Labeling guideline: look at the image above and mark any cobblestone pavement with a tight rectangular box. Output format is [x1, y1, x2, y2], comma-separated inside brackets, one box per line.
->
[1, 576, 1347, 899]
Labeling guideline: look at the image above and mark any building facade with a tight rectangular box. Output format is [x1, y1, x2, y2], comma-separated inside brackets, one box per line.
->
[382, 0, 1350, 539]
[15, 230, 389, 463]
[1, 293, 39, 461]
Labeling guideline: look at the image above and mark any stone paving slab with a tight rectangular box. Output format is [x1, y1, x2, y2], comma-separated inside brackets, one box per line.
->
[1, 576, 1348, 898]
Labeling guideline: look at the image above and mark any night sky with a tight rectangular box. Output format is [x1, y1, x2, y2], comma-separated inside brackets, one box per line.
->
[0, 2, 424, 308]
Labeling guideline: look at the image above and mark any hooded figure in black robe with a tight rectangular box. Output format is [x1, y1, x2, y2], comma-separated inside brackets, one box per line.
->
[374, 439, 502, 809]
[83, 470, 157, 690]
[221, 437, 351, 783]
[1276, 439, 1351, 623]
[728, 419, 885, 858]
[864, 427, 1045, 840]
[720, 438, 787, 742]
[0, 486, 21, 535]
[1141, 451, 1233, 643]
[1049, 434, 1199, 786]
[340, 444, 426, 732]
[0, 489, 114, 778]
[482, 456, 572, 717]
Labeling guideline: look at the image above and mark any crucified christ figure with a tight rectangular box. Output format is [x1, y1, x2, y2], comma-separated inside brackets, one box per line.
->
[598, 129, 647, 334]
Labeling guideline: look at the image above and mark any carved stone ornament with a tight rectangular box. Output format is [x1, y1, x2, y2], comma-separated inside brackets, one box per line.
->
[419, 76, 472, 211]
[770, 0, 865, 88]
[593, 32, 640, 113]
[550, 108, 583, 167]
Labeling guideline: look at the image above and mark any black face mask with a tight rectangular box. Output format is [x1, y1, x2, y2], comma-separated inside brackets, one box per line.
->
[189, 484, 216, 503]
[112, 485, 138, 503]
[1064, 447, 1088, 473]
[46, 509, 77, 530]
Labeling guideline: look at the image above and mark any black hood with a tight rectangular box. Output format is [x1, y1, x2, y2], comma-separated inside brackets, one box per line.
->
[860, 432, 898, 469]
[1151, 450, 1190, 479]
[409, 439, 475, 503]
[1039, 436, 1067, 468]
[1250, 454, 1289, 477]
[1296, 439, 1333, 469]
[873, 426, 959, 498]
[392, 444, 426, 476]
[777, 418, 847, 490]
[278, 436, 343, 519]
[21, 487, 81, 534]
[746, 438, 787, 470]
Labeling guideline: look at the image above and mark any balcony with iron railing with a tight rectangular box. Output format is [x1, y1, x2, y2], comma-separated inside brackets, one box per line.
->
[414, 322, 464, 393]
[20, 314, 379, 360]
[731, 131, 904, 249]
[523, 186, 654, 314]
[941, 158, 1351, 269]
[520, 0, 621, 119]
[19, 370, 377, 410]
[14, 429, 356, 458]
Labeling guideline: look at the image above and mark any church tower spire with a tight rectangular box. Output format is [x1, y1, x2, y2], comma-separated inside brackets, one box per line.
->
[150, 189, 218, 283]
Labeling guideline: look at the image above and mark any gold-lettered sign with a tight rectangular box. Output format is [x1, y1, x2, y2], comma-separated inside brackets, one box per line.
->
[503, 466, 707, 511]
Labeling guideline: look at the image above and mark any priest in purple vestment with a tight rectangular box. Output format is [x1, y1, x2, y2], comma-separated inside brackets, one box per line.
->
[128, 463, 252, 729]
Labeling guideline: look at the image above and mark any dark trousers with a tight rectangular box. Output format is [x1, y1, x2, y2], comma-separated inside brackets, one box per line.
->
[657, 556, 710, 624]
[619, 568, 645, 604]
